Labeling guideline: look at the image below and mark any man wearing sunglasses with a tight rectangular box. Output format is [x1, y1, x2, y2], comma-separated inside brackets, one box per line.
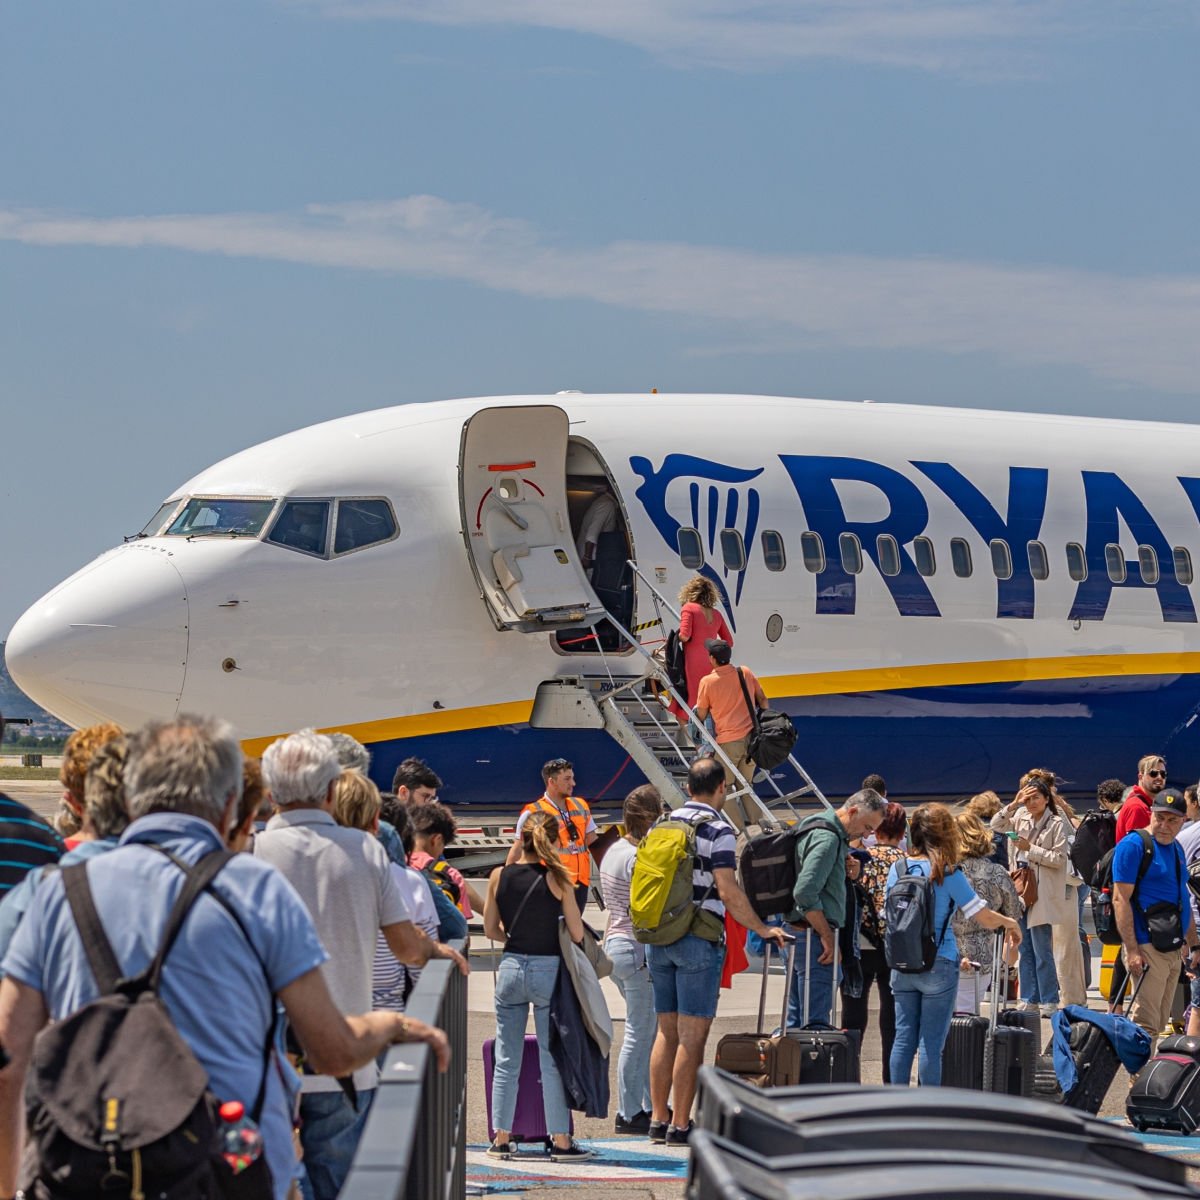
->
[1116, 756, 1169, 841]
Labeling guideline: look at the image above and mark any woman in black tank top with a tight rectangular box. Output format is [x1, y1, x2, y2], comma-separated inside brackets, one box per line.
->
[483, 812, 591, 1161]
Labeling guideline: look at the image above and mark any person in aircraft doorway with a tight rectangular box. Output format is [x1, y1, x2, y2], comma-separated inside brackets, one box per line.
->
[575, 481, 619, 578]
[507, 758, 598, 913]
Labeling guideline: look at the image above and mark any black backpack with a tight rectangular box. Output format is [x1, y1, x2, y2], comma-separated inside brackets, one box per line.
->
[1070, 809, 1117, 885]
[738, 813, 828, 921]
[884, 860, 955, 974]
[1090, 831, 1153, 946]
[25, 850, 273, 1200]
[663, 628, 687, 693]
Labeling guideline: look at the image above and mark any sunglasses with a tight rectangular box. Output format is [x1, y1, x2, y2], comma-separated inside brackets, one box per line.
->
[1147, 770, 1167, 779]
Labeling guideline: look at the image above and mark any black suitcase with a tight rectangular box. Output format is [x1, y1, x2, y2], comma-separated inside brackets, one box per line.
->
[1127, 1034, 1200, 1133]
[787, 930, 861, 1084]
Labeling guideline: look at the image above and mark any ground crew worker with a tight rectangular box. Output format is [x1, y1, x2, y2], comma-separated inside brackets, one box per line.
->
[506, 758, 598, 911]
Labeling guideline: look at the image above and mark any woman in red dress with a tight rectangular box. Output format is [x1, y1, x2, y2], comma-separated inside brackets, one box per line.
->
[670, 576, 732, 720]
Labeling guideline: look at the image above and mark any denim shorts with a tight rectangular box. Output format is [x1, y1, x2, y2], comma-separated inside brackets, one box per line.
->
[647, 932, 725, 1019]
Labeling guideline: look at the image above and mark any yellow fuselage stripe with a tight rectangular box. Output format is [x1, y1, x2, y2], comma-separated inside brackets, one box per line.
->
[239, 650, 1200, 754]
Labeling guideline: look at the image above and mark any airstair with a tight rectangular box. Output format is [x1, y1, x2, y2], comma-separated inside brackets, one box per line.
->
[530, 562, 831, 829]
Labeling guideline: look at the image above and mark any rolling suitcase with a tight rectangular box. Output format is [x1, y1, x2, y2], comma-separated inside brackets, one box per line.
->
[940, 961, 990, 1089]
[787, 929, 861, 1084]
[1127, 1034, 1200, 1133]
[1061, 965, 1148, 1114]
[714, 937, 804, 1086]
[483, 1035, 573, 1143]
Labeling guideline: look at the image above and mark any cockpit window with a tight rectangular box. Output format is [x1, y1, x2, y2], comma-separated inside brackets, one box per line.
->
[140, 500, 182, 537]
[166, 498, 275, 537]
[266, 501, 331, 556]
[334, 499, 398, 555]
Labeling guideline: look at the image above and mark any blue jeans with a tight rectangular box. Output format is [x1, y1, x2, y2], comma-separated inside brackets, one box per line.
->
[787, 930, 836, 1029]
[492, 953, 571, 1136]
[647, 933, 725, 1019]
[299, 1088, 374, 1200]
[1018, 916, 1059, 1006]
[889, 956, 959, 1086]
[608, 936, 655, 1119]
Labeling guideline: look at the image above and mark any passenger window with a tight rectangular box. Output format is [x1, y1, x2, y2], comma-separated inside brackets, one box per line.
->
[334, 499, 398, 555]
[876, 534, 900, 577]
[761, 530, 787, 572]
[1138, 545, 1160, 585]
[267, 501, 330, 556]
[1105, 544, 1127, 583]
[720, 529, 747, 572]
[913, 537, 936, 578]
[990, 539, 1013, 581]
[1066, 542, 1087, 582]
[1175, 547, 1194, 586]
[800, 532, 825, 574]
[1027, 541, 1049, 581]
[839, 533, 863, 575]
[677, 527, 704, 569]
[950, 538, 973, 578]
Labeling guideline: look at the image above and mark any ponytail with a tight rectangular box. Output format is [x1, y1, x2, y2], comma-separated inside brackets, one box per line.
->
[522, 811, 572, 892]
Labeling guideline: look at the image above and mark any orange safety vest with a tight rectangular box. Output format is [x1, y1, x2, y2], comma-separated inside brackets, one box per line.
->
[522, 795, 593, 887]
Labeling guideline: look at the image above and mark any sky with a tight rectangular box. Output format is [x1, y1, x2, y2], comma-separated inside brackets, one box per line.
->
[3, 0, 1200, 638]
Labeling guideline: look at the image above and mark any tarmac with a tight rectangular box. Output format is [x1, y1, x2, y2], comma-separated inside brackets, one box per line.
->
[6, 775, 1200, 1197]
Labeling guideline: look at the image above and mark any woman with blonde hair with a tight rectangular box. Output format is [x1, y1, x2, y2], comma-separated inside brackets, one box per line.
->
[671, 576, 733, 719]
[484, 811, 592, 1162]
[886, 803, 1022, 1086]
[951, 811, 1022, 1011]
[990, 769, 1074, 1015]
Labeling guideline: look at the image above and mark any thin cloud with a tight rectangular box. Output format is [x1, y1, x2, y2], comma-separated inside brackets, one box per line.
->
[1, 197, 1198, 393]
[282, 0, 1183, 76]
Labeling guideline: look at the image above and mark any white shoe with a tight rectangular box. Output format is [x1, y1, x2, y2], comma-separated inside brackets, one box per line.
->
[1039, 1004, 1058, 1018]
[1015, 1000, 1036, 1012]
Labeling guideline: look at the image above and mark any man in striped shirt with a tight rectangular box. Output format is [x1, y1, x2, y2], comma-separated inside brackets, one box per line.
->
[646, 758, 788, 1146]
[0, 713, 62, 896]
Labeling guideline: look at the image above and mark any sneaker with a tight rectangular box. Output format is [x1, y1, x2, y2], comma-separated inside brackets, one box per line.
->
[614, 1110, 652, 1135]
[664, 1121, 694, 1146]
[1015, 1000, 1036, 1012]
[648, 1119, 669, 1144]
[486, 1141, 514, 1160]
[1039, 1004, 1058, 1018]
[549, 1139, 595, 1162]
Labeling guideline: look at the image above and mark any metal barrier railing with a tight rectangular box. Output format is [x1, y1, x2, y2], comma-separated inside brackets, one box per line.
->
[340, 939, 469, 1200]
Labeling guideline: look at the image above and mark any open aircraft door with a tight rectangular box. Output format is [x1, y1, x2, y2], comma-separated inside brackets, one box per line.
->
[459, 405, 604, 633]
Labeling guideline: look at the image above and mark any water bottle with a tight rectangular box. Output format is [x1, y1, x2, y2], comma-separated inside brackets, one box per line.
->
[219, 1100, 264, 1175]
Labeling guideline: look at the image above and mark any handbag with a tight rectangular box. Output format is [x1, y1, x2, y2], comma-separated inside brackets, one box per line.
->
[560, 919, 613, 979]
[1010, 862, 1039, 910]
[735, 668, 797, 770]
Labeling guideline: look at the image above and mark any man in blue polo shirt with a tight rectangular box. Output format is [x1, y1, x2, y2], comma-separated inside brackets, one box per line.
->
[0, 715, 451, 1200]
[1113, 787, 1200, 1048]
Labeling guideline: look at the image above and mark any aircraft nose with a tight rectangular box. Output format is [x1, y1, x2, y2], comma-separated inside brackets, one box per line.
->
[5, 545, 189, 730]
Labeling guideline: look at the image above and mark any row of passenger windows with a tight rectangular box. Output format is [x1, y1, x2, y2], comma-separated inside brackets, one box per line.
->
[149, 496, 399, 559]
[677, 527, 1196, 587]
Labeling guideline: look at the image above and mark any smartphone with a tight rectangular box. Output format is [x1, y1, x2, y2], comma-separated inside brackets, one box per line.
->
[1006, 830, 1020, 841]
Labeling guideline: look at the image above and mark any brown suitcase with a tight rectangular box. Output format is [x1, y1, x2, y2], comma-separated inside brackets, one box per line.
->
[714, 937, 802, 1087]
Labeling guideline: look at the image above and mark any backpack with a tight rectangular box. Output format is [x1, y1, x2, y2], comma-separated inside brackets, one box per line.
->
[421, 856, 462, 909]
[1070, 809, 1117, 885]
[738, 813, 829, 922]
[25, 850, 273, 1200]
[663, 628, 687, 693]
[735, 669, 797, 771]
[883, 860, 955, 974]
[630, 811, 723, 945]
[1091, 830, 1153, 946]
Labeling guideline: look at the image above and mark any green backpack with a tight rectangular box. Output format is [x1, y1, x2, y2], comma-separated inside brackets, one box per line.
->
[630, 811, 724, 945]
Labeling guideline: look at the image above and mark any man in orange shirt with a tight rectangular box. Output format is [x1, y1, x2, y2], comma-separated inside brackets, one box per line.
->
[694, 639, 766, 788]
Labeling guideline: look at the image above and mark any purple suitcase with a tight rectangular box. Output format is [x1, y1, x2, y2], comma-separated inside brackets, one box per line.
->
[483, 1035, 573, 1144]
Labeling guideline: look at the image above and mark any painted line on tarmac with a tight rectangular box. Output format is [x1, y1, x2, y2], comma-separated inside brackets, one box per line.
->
[466, 1138, 688, 1191]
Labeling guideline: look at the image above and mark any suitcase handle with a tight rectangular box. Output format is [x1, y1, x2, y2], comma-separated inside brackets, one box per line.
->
[757, 934, 798, 1035]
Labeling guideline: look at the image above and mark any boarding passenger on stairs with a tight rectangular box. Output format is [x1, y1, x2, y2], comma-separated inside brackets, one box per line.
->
[1117, 754, 1168, 840]
[693, 638, 766, 790]
[785, 789, 887, 1031]
[507, 758, 598, 913]
[670, 576, 733, 722]
[255, 729, 468, 1200]
[1113, 788, 1200, 1052]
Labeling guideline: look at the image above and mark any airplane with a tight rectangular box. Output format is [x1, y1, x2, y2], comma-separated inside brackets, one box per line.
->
[7, 392, 1200, 814]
